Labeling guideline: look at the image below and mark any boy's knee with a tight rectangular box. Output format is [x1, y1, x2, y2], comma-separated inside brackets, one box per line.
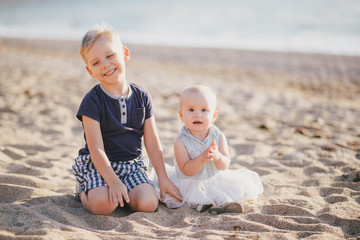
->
[135, 196, 159, 212]
[129, 192, 158, 212]
[128, 183, 159, 212]
[83, 195, 117, 215]
[89, 204, 115, 215]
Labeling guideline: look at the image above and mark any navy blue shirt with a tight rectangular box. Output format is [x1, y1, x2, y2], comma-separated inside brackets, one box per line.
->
[77, 83, 154, 161]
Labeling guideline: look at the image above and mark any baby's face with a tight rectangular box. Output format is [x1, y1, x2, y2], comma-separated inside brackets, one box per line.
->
[84, 35, 126, 85]
[179, 91, 217, 134]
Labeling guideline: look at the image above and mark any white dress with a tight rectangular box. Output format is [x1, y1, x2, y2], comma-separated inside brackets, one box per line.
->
[151, 125, 264, 209]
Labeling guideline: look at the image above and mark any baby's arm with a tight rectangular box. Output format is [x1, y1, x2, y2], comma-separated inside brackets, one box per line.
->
[210, 132, 231, 170]
[143, 116, 182, 202]
[82, 116, 130, 207]
[174, 138, 213, 176]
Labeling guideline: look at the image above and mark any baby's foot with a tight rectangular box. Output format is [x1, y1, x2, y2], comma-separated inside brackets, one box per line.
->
[196, 204, 212, 213]
[209, 202, 245, 215]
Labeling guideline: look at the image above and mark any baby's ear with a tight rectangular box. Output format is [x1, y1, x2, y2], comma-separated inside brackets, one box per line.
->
[123, 46, 130, 62]
[178, 109, 183, 122]
[212, 110, 218, 123]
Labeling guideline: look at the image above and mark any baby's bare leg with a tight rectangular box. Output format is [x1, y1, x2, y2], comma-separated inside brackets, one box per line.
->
[80, 186, 118, 215]
[128, 183, 158, 212]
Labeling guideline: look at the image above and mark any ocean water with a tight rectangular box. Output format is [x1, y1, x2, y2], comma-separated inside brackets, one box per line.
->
[0, 0, 359, 56]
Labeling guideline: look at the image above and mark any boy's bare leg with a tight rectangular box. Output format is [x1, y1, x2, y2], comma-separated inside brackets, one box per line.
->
[79, 186, 118, 215]
[128, 183, 159, 212]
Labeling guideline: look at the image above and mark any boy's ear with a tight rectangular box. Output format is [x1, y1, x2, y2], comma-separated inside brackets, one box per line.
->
[123, 46, 130, 62]
[85, 65, 95, 78]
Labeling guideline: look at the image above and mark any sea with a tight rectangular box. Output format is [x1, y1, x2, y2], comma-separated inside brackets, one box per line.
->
[0, 0, 359, 56]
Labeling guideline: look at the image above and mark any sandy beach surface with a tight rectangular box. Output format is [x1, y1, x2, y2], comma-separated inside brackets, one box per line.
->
[0, 38, 359, 240]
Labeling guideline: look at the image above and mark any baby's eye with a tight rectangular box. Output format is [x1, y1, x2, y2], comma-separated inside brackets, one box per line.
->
[189, 108, 194, 112]
[92, 61, 99, 66]
[107, 54, 114, 58]
[202, 109, 208, 112]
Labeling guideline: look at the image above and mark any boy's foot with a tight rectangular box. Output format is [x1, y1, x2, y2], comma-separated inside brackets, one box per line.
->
[196, 204, 212, 213]
[209, 202, 245, 215]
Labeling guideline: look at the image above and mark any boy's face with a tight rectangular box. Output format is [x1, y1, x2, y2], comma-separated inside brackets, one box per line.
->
[85, 35, 129, 85]
[179, 91, 217, 134]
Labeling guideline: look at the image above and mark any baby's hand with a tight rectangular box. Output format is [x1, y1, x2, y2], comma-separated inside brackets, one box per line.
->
[209, 139, 216, 151]
[204, 140, 218, 162]
[207, 140, 222, 162]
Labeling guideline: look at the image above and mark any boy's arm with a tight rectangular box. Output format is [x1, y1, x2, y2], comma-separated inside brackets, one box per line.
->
[143, 116, 182, 202]
[82, 116, 130, 206]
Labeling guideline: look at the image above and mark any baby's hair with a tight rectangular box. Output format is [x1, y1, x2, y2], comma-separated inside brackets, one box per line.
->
[80, 23, 122, 63]
[180, 85, 217, 108]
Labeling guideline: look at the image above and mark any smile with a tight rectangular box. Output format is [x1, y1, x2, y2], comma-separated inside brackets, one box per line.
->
[104, 68, 116, 76]
[193, 121, 202, 124]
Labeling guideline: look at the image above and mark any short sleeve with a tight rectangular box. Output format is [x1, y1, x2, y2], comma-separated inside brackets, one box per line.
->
[144, 90, 155, 120]
[76, 89, 101, 122]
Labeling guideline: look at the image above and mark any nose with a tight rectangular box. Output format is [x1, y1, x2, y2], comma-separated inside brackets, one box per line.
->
[102, 59, 110, 69]
[194, 110, 201, 117]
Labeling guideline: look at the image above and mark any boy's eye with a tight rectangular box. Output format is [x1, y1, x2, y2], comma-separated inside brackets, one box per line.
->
[107, 54, 114, 58]
[92, 61, 99, 66]
[202, 109, 207, 112]
[189, 108, 194, 112]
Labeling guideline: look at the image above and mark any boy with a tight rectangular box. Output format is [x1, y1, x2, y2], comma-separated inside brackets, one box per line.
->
[72, 24, 182, 215]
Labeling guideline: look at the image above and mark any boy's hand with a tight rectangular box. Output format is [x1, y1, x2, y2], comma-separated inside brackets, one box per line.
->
[159, 177, 182, 202]
[108, 180, 130, 207]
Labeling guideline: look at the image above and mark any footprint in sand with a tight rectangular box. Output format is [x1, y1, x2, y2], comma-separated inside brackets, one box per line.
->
[2, 146, 27, 160]
[302, 178, 320, 187]
[339, 170, 360, 182]
[303, 166, 327, 176]
[0, 184, 34, 203]
[324, 195, 348, 204]
[318, 187, 348, 204]
[2, 144, 51, 157]
[7, 164, 44, 176]
[232, 144, 256, 155]
[27, 160, 53, 169]
[249, 167, 271, 176]
[261, 204, 314, 217]
[318, 187, 344, 197]
[318, 158, 347, 167]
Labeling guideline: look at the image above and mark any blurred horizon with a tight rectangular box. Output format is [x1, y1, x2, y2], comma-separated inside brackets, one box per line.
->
[0, 0, 360, 56]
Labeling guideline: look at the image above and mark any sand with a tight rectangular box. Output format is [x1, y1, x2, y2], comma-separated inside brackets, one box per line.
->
[0, 37, 359, 240]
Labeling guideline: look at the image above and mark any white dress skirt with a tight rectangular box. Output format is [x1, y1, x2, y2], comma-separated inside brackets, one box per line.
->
[151, 163, 264, 209]
[151, 125, 264, 209]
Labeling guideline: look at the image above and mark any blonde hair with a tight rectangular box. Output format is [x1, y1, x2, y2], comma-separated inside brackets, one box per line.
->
[180, 85, 217, 109]
[80, 23, 122, 63]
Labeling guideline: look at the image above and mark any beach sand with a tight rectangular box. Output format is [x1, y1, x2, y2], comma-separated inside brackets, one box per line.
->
[0, 38, 359, 239]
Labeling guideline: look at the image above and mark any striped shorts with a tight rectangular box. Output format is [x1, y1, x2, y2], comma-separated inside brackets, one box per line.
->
[72, 154, 150, 193]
